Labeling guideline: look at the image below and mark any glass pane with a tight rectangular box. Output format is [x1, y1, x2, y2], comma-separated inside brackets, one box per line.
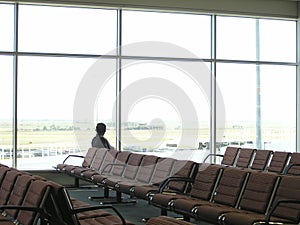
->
[259, 65, 296, 151]
[120, 59, 210, 162]
[122, 10, 211, 59]
[0, 4, 14, 51]
[94, 60, 117, 149]
[259, 19, 296, 63]
[0, 56, 13, 167]
[217, 63, 296, 153]
[217, 16, 256, 61]
[17, 56, 117, 170]
[217, 16, 296, 63]
[19, 5, 117, 54]
[216, 63, 256, 149]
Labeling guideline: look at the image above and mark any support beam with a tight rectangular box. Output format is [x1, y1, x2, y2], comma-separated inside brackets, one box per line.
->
[17, 0, 298, 19]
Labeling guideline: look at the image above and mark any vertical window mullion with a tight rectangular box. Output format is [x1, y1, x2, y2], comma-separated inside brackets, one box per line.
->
[296, 18, 300, 153]
[12, 3, 19, 168]
[210, 14, 217, 162]
[116, 9, 122, 150]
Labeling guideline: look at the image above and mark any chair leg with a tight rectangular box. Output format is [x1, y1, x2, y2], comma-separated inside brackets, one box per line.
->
[161, 208, 168, 216]
[183, 215, 190, 222]
[89, 187, 110, 200]
[99, 191, 136, 205]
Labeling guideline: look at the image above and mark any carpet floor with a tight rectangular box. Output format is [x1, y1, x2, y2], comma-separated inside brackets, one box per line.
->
[68, 186, 209, 225]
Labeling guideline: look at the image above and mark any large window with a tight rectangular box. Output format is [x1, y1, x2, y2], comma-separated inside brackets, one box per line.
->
[0, 3, 297, 169]
[3, 4, 117, 170]
[216, 16, 297, 153]
[121, 11, 211, 161]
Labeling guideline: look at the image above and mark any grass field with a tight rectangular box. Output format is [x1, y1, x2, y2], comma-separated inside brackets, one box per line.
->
[0, 120, 296, 152]
[0, 120, 296, 170]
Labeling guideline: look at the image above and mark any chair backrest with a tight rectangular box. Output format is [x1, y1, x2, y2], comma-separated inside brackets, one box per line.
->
[235, 148, 256, 168]
[146, 216, 193, 225]
[135, 155, 159, 184]
[47, 181, 78, 225]
[110, 151, 132, 176]
[285, 152, 300, 175]
[0, 163, 8, 168]
[5, 174, 35, 218]
[122, 153, 144, 180]
[221, 146, 240, 166]
[168, 160, 198, 193]
[270, 175, 300, 223]
[0, 170, 22, 205]
[80, 149, 119, 180]
[89, 148, 109, 170]
[267, 151, 291, 173]
[47, 181, 126, 225]
[213, 167, 249, 207]
[72, 149, 109, 177]
[0, 166, 11, 186]
[250, 149, 273, 171]
[82, 147, 99, 167]
[99, 149, 119, 173]
[16, 180, 51, 225]
[190, 164, 223, 201]
[238, 171, 279, 213]
[150, 157, 176, 185]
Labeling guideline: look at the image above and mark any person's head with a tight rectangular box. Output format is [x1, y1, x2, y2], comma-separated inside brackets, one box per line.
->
[96, 123, 106, 136]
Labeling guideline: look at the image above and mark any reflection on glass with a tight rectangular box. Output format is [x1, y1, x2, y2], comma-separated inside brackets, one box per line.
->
[19, 5, 117, 54]
[120, 60, 210, 162]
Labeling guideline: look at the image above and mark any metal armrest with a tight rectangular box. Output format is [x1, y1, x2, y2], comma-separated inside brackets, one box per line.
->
[203, 154, 224, 163]
[283, 163, 300, 175]
[62, 154, 84, 164]
[266, 199, 300, 223]
[158, 176, 195, 193]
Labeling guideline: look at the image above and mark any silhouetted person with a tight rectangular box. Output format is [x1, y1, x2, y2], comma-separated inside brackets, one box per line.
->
[91, 123, 114, 149]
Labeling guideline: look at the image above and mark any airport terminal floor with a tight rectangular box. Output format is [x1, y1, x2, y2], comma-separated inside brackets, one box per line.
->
[67, 185, 208, 225]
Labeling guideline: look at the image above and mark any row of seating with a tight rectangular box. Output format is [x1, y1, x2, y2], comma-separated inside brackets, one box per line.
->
[0, 162, 200, 225]
[0, 163, 138, 225]
[208, 146, 300, 175]
[149, 164, 300, 225]
[54, 146, 300, 224]
[55, 148, 199, 203]
[0, 165, 52, 225]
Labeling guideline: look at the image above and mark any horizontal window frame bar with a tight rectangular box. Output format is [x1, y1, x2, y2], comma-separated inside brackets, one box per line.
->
[0, 51, 297, 66]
